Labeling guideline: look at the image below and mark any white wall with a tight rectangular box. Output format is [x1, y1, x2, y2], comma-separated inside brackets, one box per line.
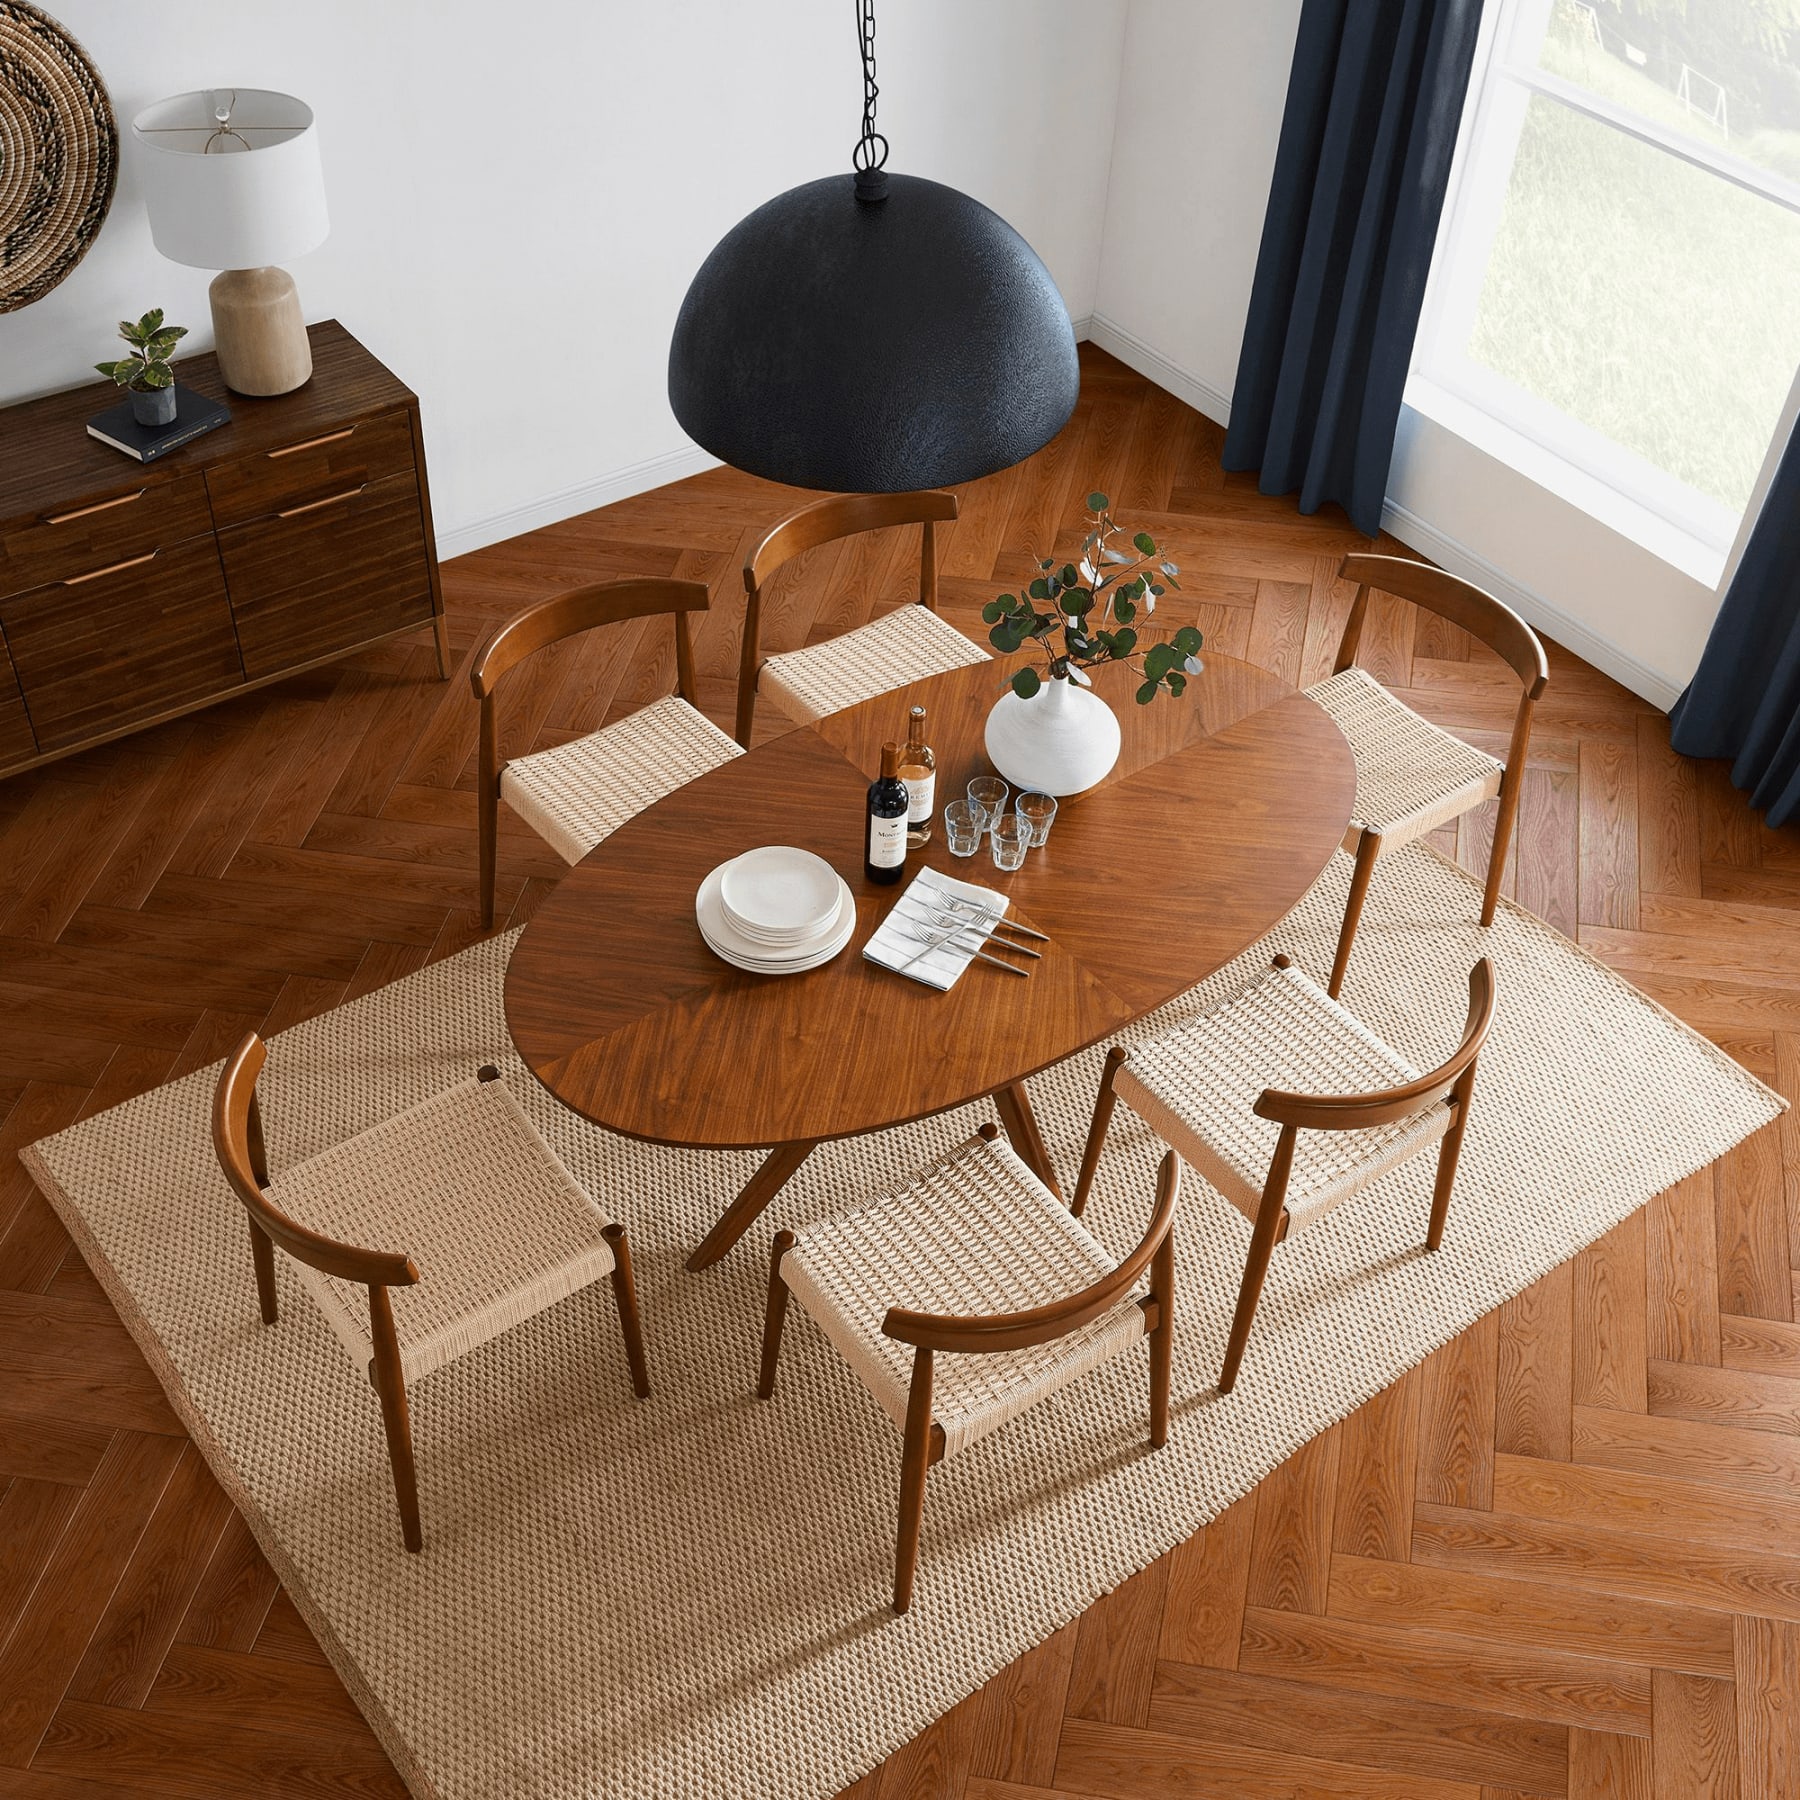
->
[1088, 0, 1720, 706]
[0, 0, 1126, 557]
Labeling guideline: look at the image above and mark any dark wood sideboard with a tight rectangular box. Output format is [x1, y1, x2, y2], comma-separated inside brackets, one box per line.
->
[0, 320, 447, 779]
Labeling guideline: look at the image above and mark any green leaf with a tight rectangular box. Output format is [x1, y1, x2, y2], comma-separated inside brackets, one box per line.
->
[1028, 577, 1050, 601]
[1086, 491, 1109, 511]
[1144, 642, 1177, 680]
[1112, 627, 1137, 655]
[989, 622, 1022, 653]
[1136, 680, 1159, 705]
[139, 364, 173, 388]
[140, 307, 164, 335]
[1060, 563, 1078, 587]
[144, 329, 184, 360]
[1133, 531, 1156, 555]
[1165, 672, 1186, 696]
[1173, 626, 1203, 654]
[1010, 666, 1041, 700]
[1112, 597, 1136, 624]
[996, 592, 1018, 612]
[1039, 557, 1055, 571]
[1124, 576, 1145, 600]
[981, 600, 1006, 624]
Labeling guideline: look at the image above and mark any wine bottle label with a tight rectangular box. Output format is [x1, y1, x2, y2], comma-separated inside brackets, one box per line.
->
[868, 811, 908, 869]
[902, 771, 935, 824]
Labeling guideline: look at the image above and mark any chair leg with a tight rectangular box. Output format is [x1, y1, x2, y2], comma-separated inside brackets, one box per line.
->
[249, 1219, 278, 1325]
[478, 779, 498, 932]
[368, 1288, 422, 1552]
[1427, 1066, 1479, 1252]
[757, 1229, 796, 1399]
[894, 1348, 935, 1615]
[1148, 1224, 1175, 1449]
[1481, 772, 1523, 928]
[1220, 1135, 1294, 1395]
[1328, 831, 1382, 1000]
[1071, 1046, 1128, 1218]
[602, 1223, 650, 1398]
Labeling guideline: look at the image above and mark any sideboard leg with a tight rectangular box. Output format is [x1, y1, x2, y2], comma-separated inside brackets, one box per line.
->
[686, 1139, 819, 1271]
[992, 1081, 1063, 1201]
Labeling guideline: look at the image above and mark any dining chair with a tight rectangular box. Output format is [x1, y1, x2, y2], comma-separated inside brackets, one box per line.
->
[211, 1033, 650, 1551]
[1073, 952, 1494, 1395]
[1306, 553, 1548, 997]
[737, 490, 987, 747]
[471, 576, 744, 928]
[757, 1123, 1177, 1613]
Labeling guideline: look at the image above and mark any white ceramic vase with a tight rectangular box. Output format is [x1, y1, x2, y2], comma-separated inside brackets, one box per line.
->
[983, 672, 1122, 798]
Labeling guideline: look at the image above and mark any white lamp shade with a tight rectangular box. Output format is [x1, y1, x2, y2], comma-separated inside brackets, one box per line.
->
[133, 89, 329, 271]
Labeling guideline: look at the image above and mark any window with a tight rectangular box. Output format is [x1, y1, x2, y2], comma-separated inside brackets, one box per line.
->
[1412, 0, 1800, 566]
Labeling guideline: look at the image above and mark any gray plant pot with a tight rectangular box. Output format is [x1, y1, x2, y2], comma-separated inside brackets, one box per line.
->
[130, 385, 177, 428]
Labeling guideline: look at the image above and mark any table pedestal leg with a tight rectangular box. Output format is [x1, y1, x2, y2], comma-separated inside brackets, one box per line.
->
[992, 1081, 1064, 1202]
[686, 1139, 819, 1271]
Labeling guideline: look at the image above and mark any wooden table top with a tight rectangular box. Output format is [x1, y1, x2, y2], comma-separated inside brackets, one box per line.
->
[505, 653, 1357, 1150]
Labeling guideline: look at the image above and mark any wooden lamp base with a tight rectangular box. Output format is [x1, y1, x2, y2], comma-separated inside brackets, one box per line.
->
[209, 266, 313, 396]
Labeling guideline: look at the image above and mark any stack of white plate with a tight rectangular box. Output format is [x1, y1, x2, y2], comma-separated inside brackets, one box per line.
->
[696, 845, 856, 973]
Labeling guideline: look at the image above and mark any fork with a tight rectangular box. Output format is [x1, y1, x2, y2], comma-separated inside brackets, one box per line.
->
[898, 919, 1030, 977]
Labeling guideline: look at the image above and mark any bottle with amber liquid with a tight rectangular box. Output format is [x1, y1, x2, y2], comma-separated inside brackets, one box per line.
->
[865, 741, 910, 885]
[898, 704, 936, 848]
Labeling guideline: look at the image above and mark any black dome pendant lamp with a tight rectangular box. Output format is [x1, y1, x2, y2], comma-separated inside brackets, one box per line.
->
[667, 1, 1080, 494]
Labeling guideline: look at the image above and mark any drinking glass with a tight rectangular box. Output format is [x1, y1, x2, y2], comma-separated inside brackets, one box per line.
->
[943, 798, 983, 857]
[1016, 791, 1058, 847]
[990, 813, 1029, 872]
[966, 775, 1010, 831]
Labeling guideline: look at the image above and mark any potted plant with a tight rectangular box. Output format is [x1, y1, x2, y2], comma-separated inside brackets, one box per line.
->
[95, 310, 188, 428]
[980, 492, 1203, 795]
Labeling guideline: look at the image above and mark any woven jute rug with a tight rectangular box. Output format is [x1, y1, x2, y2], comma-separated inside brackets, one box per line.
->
[23, 844, 1783, 1800]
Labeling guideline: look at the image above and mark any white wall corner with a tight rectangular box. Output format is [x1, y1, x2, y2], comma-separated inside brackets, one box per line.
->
[1086, 313, 1232, 427]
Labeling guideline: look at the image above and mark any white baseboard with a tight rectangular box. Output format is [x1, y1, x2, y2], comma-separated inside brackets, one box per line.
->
[1085, 312, 1233, 427]
[435, 443, 723, 563]
[1079, 313, 1685, 711]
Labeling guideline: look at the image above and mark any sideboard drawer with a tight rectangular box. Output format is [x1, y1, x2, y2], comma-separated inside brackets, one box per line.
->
[217, 467, 431, 678]
[204, 408, 416, 531]
[0, 534, 246, 751]
[0, 696, 35, 765]
[0, 472, 212, 601]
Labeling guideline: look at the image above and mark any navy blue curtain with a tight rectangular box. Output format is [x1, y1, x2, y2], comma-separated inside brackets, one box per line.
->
[1669, 416, 1800, 828]
[1223, 0, 1485, 536]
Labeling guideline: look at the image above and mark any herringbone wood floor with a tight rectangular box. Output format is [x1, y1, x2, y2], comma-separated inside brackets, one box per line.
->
[1, 345, 1796, 1799]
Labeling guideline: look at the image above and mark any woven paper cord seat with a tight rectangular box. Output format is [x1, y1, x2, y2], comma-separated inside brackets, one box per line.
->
[500, 692, 741, 867]
[269, 1073, 618, 1384]
[759, 604, 987, 728]
[1305, 665, 1502, 850]
[1116, 958, 1454, 1234]
[781, 1132, 1148, 1459]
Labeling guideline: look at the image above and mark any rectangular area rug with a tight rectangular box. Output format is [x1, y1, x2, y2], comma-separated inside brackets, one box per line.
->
[22, 844, 1784, 1800]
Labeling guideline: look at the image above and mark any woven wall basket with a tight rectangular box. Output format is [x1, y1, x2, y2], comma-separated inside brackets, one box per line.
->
[0, 2, 116, 313]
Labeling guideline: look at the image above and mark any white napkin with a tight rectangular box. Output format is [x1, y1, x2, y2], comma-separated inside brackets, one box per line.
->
[863, 864, 1011, 991]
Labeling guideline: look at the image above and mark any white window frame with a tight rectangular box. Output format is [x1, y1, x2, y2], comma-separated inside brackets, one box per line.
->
[1408, 0, 1800, 580]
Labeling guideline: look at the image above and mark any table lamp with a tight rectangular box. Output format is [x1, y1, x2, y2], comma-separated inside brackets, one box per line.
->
[132, 88, 328, 396]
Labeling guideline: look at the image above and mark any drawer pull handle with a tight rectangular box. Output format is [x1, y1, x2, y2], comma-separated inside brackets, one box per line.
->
[62, 549, 157, 585]
[42, 488, 148, 525]
[278, 484, 367, 519]
[267, 426, 356, 459]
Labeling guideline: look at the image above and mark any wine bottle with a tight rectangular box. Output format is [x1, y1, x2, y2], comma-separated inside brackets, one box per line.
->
[898, 703, 936, 848]
[866, 741, 910, 885]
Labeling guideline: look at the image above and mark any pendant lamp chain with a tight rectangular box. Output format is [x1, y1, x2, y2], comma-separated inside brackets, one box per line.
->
[853, 0, 889, 199]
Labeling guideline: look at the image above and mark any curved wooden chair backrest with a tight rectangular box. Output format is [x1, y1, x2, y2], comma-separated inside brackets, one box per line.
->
[882, 1136, 1179, 1354]
[1335, 554, 1548, 699]
[736, 489, 960, 746]
[1254, 958, 1496, 1133]
[212, 1031, 418, 1290]
[469, 576, 711, 706]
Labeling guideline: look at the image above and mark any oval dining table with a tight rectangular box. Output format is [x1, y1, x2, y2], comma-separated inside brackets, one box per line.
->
[505, 651, 1358, 1270]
